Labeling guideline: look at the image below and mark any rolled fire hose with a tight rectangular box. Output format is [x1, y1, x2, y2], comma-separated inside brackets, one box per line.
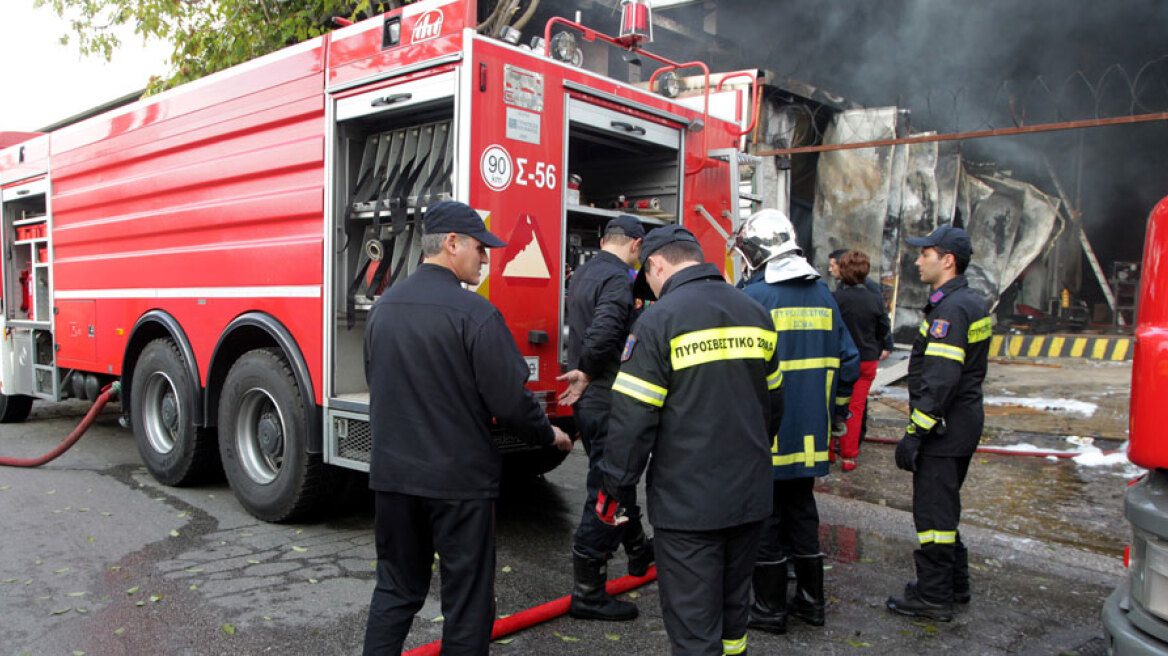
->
[403, 568, 657, 655]
[0, 382, 119, 468]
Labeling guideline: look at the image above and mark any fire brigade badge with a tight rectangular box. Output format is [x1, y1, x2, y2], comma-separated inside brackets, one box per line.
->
[929, 289, 946, 304]
[929, 319, 951, 339]
[621, 335, 637, 361]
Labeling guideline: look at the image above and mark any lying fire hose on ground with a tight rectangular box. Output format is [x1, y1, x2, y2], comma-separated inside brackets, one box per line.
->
[404, 568, 658, 656]
[0, 382, 119, 468]
[863, 434, 1123, 459]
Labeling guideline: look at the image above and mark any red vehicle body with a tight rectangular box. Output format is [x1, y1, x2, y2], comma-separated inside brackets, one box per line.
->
[1104, 195, 1168, 651]
[0, 0, 751, 521]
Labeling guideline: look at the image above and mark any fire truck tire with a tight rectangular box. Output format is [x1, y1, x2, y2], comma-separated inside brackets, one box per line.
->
[132, 339, 219, 486]
[0, 393, 33, 423]
[218, 348, 323, 523]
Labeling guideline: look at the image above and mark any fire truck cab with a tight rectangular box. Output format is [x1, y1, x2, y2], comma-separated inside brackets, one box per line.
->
[0, 0, 753, 521]
[1103, 195, 1168, 652]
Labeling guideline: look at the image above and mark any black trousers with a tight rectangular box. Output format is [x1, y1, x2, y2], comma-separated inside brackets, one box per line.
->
[363, 492, 496, 656]
[573, 398, 643, 561]
[912, 454, 972, 603]
[757, 477, 820, 562]
[656, 521, 762, 656]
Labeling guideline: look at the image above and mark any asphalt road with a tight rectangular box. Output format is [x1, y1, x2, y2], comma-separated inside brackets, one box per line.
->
[0, 396, 1121, 655]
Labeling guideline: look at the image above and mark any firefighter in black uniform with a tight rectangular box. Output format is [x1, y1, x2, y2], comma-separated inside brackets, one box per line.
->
[557, 215, 652, 621]
[598, 225, 784, 656]
[362, 201, 572, 655]
[885, 225, 991, 623]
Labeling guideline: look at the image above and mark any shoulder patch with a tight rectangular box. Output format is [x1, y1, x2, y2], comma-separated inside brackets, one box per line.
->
[929, 319, 950, 339]
[621, 334, 638, 361]
[929, 289, 946, 304]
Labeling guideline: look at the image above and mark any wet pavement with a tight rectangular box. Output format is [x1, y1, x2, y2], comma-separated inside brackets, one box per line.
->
[0, 358, 1133, 655]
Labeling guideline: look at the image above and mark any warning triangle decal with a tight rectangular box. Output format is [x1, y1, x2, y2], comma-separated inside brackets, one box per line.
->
[501, 213, 551, 279]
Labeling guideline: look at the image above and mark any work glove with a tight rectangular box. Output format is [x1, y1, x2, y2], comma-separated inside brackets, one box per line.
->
[895, 425, 922, 472]
[831, 409, 851, 438]
[594, 487, 629, 526]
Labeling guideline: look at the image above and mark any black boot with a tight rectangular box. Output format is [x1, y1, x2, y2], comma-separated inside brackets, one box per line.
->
[886, 583, 953, 622]
[569, 550, 638, 621]
[788, 556, 825, 627]
[747, 562, 788, 634]
[906, 581, 969, 605]
[622, 519, 655, 577]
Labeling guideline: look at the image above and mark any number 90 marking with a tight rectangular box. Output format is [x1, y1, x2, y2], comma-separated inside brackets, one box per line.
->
[480, 145, 513, 191]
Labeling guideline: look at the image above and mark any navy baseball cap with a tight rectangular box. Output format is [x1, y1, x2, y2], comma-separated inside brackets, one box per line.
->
[605, 214, 646, 240]
[423, 201, 507, 248]
[905, 225, 972, 258]
[633, 224, 701, 300]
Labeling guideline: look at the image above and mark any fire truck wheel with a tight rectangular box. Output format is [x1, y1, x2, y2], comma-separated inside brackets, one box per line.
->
[218, 348, 322, 523]
[132, 339, 219, 486]
[0, 393, 33, 423]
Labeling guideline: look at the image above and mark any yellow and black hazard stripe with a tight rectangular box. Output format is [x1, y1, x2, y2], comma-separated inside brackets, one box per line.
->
[988, 334, 1133, 360]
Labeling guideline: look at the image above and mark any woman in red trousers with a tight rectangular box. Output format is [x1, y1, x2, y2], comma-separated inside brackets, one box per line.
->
[832, 251, 892, 471]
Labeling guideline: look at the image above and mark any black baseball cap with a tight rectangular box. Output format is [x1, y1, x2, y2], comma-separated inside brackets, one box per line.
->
[605, 214, 646, 240]
[423, 201, 507, 248]
[633, 224, 700, 300]
[905, 225, 972, 258]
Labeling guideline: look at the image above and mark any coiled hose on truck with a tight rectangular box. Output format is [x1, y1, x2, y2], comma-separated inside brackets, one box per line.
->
[0, 382, 119, 467]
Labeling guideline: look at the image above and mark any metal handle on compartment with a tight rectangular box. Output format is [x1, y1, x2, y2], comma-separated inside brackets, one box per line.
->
[371, 93, 413, 107]
[610, 121, 646, 136]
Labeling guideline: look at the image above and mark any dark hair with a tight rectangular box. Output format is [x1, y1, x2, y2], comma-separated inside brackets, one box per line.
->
[828, 248, 850, 262]
[838, 250, 870, 285]
[653, 240, 705, 265]
[934, 246, 970, 274]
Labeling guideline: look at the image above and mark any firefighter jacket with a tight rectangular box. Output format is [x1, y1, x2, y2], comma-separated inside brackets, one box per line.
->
[907, 275, 991, 457]
[600, 263, 784, 531]
[741, 271, 860, 480]
[565, 250, 636, 402]
[364, 263, 554, 499]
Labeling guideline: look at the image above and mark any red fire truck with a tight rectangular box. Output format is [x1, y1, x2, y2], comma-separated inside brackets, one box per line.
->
[0, 0, 753, 521]
[1104, 195, 1168, 651]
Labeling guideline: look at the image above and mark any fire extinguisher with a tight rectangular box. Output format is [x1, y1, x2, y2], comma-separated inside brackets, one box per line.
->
[19, 267, 33, 321]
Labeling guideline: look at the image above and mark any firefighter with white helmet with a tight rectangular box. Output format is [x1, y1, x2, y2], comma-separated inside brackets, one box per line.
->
[734, 208, 860, 634]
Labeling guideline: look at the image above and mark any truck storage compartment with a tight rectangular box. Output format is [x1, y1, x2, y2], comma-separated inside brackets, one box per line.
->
[329, 72, 456, 413]
[561, 97, 683, 364]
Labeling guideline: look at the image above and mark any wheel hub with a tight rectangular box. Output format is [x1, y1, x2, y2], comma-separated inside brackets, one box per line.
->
[160, 392, 178, 432]
[257, 410, 283, 459]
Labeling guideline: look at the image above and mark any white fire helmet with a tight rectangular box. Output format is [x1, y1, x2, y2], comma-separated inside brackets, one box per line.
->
[733, 208, 801, 272]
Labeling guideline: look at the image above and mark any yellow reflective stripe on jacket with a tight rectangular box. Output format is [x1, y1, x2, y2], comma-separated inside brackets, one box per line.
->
[918, 530, 957, 545]
[911, 408, 937, 431]
[772, 434, 829, 467]
[919, 320, 929, 336]
[924, 342, 965, 363]
[767, 365, 783, 390]
[770, 306, 833, 331]
[612, 372, 668, 407]
[968, 316, 992, 343]
[722, 635, 747, 655]
[836, 395, 851, 406]
[669, 327, 777, 370]
[779, 357, 840, 372]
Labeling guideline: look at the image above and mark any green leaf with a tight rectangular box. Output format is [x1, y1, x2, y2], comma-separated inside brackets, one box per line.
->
[431, 615, 444, 623]
[845, 638, 872, 647]
[51, 607, 72, 615]
[114, 627, 126, 635]
[247, 559, 261, 564]
[55, 568, 71, 574]
[308, 578, 319, 584]
[185, 567, 204, 573]
[126, 586, 139, 596]
[169, 529, 180, 537]
[554, 631, 581, 643]
[924, 625, 938, 634]
[65, 591, 87, 597]
[149, 594, 162, 602]
[291, 546, 308, 552]
[501, 566, 512, 573]
[605, 633, 622, 640]
[221, 623, 235, 635]
[494, 638, 514, 645]
[189, 584, 198, 590]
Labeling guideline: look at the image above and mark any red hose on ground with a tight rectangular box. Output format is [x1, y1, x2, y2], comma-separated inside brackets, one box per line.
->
[865, 435, 1123, 459]
[0, 382, 118, 467]
[404, 567, 658, 656]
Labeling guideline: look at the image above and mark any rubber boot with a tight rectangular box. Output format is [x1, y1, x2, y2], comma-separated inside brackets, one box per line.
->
[747, 562, 788, 635]
[622, 519, 655, 577]
[788, 556, 825, 627]
[568, 550, 638, 621]
[886, 583, 953, 622]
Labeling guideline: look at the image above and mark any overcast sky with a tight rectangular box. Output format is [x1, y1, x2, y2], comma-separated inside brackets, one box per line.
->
[1, 3, 170, 132]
